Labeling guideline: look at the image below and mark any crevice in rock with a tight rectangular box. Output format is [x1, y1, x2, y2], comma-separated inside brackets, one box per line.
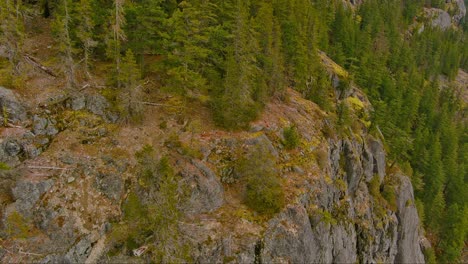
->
[254, 240, 263, 264]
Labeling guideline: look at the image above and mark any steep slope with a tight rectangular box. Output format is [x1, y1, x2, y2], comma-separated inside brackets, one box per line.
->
[0, 52, 427, 263]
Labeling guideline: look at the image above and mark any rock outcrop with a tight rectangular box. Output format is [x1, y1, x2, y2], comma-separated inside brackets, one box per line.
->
[257, 132, 421, 264]
[69, 94, 119, 123]
[0, 64, 426, 264]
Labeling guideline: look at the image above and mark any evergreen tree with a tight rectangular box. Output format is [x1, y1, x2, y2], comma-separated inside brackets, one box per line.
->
[214, 0, 261, 129]
[439, 204, 467, 262]
[107, 0, 126, 88]
[253, 2, 286, 98]
[53, 0, 76, 89]
[75, 0, 96, 78]
[0, 0, 24, 74]
[125, 0, 167, 73]
[162, 0, 216, 94]
[118, 49, 143, 123]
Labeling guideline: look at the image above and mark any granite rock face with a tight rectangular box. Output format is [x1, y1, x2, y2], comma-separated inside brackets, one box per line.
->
[256, 135, 423, 264]
[395, 174, 425, 264]
[0, 84, 426, 264]
[261, 204, 317, 264]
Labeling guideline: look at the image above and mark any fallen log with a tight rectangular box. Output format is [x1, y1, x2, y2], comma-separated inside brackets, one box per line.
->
[23, 54, 58, 77]
[27, 165, 69, 170]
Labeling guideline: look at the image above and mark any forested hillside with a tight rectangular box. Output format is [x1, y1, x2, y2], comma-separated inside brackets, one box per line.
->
[0, 0, 466, 263]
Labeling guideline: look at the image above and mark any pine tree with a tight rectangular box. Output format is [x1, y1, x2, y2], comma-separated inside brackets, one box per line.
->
[426, 189, 446, 235]
[125, 0, 167, 73]
[75, 0, 96, 78]
[214, 0, 261, 129]
[254, 2, 286, 98]
[53, 0, 76, 89]
[147, 156, 185, 262]
[118, 49, 143, 123]
[107, 0, 126, 88]
[439, 204, 467, 263]
[163, 0, 217, 94]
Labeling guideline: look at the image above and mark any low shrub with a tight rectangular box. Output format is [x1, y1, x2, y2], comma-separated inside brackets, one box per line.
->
[5, 211, 35, 239]
[382, 185, 397, 212]
[282, 125, 300, 150]
[0, 162, 11, 170]
[315, 148, 329, 170]
[110, 152, 188, 262]
[237, 144, 285, 215]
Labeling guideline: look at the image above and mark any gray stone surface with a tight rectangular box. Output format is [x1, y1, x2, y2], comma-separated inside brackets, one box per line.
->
[32, 115, 59, 136]
[368, 138, 386, 183]
[344, 140, 363, 195]
[428, 8, 452, 30]
[262, 204, 316, 264]
[3, 138, 22, 157]
[183, 160, 224, 214]
[0, 86, 27, 124]
[85, 94, 119, 123]
[245, 134, 278, 157]
[95, 171, 123, 202]
[453, 0, 466, 24]
[71, 95, 86, 110]
[12, 179, 54, 218]
[0, 87, 428, 264]
[395, 174, 425, 264]
[64, 238, 92, 263]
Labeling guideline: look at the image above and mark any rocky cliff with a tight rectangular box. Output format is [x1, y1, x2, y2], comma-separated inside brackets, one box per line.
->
[0, 55, 427, 263]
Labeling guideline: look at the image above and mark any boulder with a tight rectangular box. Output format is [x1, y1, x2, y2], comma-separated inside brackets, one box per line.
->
[0, 87, 27, 124]
[427, 8, 452, 30]
[245, 134, 278, 158]
[3, 138, 23, 157]
[95, 171, 123, 202]
[182, 160, 224, 214]
[32, 115, 59, 136]
[85, 94, 119, 123]
[71, 95, 86, 111]
[12, 179, 54, 218]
